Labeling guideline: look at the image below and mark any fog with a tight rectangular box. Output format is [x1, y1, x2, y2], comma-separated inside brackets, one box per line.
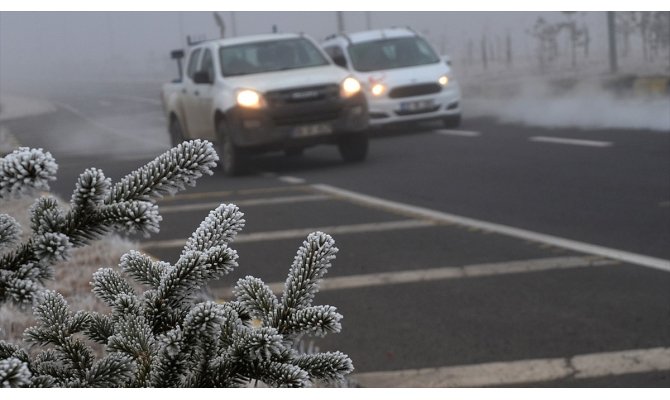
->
[0, 11, 613, 86]
[1, 11, 668, 131]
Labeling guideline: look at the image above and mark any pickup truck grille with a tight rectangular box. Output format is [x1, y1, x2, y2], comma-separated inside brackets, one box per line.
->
[266, 84, 340, 105]
[266, 84, 342, 126]
[389, 83, 442, 98]
[272, 110, 341, 126]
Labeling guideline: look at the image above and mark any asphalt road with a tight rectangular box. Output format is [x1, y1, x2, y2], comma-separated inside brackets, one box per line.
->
[3, 81, 670, 387]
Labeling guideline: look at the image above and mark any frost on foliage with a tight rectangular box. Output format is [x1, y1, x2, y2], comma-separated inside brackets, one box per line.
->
[0, 147, 57, 200]
[0, 201, 353, 387]
[0, 357, 32, 388]
[0, 214, 21, 250]
[0, 140, 218, 306]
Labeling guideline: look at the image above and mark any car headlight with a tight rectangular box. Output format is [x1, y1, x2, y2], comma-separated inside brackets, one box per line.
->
[370, 83, 386, 96]
[236, 89, 265, 109]
[340, 77, 362, 98]
[438, 75, 449, 86]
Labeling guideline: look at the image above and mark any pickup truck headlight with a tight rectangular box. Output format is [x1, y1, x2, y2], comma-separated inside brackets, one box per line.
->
[236, 89, 266, 109]
[340, 77, 362, 98]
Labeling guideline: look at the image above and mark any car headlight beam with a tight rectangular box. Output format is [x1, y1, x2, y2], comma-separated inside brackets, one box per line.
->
[438, 75, 449, 86]
[340, 77, 362, 98]
[371, 83, 386, 96]
[236, 89, 265, 109]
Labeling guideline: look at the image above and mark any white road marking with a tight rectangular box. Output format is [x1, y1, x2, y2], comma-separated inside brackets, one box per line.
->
[211, 256, 616, 299]
[434, 129, 481, 137]
[530, 136, 612, 147]
[141, 219, 434, 249]
[159, 194, 330, 214]
[158, 186, 311, 203]
[352, 347, 670, 387]
[312, 184, 670, 273]
[278, 176, 306, 184]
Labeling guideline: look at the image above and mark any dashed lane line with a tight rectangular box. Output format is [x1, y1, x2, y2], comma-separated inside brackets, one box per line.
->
[434, 129, 481, 137]
[158, 185, 313, 203]
[141, 219, 435, 250]
[352, 346, 670, 387]
[312, 184, 670, 273]
[278, 176, 307, 184]
[210, 256, 616, 299]
[529, 136, 612, 148]
[159, 194, 330, 214]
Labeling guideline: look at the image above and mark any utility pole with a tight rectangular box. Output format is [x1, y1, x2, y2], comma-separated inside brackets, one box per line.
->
[365, 11, 372, 30]
[607, 11, 618, 74]
[337, 11, 345, 32]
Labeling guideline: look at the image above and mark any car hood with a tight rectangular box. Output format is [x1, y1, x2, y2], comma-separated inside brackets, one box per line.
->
[354, 62, 450, 88]
[226, 65, 350, 92]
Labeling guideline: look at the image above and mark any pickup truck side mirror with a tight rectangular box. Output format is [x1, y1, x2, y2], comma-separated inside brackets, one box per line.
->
[193, 70, 213, 85]
[331, 54, 348, 69]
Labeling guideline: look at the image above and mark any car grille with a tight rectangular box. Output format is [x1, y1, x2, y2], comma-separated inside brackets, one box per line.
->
[265, 84, 342, 126]
[272, 109, 341, 126]
[265, 84, 340, 106]
[395, 105, 441, 116]
[389, 83, 442, 99]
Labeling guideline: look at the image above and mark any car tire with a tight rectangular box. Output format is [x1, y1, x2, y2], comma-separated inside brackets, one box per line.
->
[216, 120, 245, 176]
[168, 115, 185, 147]
[442, 115, 462, 129]
[338, 133, 368, 163]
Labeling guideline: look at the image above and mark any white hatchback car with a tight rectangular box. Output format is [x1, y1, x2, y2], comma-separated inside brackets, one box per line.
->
[322, 27, 462, 128]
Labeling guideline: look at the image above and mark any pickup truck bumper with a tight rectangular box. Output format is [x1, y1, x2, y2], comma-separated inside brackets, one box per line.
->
[224, 92, 368, 152]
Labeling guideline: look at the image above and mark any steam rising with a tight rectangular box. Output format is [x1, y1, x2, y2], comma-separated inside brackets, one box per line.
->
[464, 78, 670, 132]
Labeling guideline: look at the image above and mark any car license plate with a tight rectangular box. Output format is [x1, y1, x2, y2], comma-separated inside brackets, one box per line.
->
[292, 123, 333, 138]
[399, 99, 434, 112]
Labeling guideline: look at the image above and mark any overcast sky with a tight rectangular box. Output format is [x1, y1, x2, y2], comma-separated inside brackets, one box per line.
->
[0, 11, 612, 90]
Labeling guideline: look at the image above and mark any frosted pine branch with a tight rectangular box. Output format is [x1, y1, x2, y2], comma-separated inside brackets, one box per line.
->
[0, 140, 218, 305]
[281, 232, 338, 311]
[1, 143, 353, 387]
[0, 357, 32, 388]
[0, 214, 21, 250]
[105, 139, 218, 203]
[0, 147, 57, 200]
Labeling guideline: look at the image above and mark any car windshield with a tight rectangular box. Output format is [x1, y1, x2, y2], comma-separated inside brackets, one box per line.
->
[219, 37, 330, 77]
[347, 36, 440, 72]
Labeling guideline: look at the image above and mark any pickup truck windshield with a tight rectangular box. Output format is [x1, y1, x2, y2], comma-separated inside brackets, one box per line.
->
[220, 38, 330, 77]
[347, 36, 440, 72]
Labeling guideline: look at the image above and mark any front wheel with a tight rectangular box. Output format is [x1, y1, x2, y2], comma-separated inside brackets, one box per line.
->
[338, 133, 368, 163]
[216, 120, 245, 176]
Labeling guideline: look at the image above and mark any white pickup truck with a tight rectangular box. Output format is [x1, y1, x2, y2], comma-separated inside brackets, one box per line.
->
[161, 33, 369, 175]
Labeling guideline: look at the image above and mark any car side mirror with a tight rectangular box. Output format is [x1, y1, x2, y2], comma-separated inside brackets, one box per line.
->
[442, 55, 452, 66]
[193, 70, 212, 84]
[332, 54, 348, 68]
